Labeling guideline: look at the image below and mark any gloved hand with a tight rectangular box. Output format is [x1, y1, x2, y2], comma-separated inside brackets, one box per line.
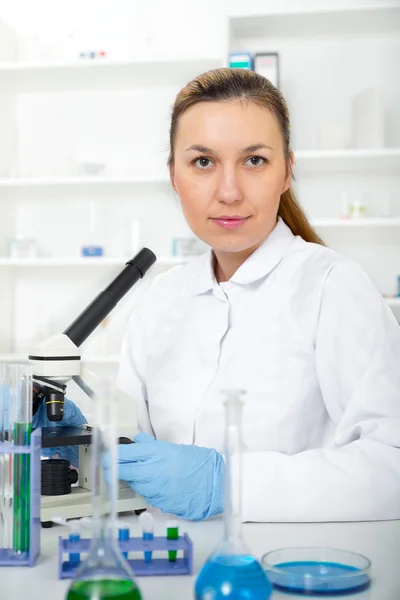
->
[104, 432, 224, 520]
[33, 398, 87, 468]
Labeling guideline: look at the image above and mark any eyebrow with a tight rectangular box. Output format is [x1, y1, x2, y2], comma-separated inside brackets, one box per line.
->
[185, 143, 273, 153]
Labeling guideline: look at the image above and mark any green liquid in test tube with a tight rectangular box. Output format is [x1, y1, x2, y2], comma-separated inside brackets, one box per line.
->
[9, 365, 32, 556]
[167, 520, 179, 562]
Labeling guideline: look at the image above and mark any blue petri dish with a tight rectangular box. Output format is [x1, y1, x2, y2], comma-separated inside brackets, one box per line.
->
[261, 547, 371, 595]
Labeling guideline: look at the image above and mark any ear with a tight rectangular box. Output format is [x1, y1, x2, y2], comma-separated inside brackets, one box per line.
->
[169, 163, 178, 194]
[282, 151, 294, 194]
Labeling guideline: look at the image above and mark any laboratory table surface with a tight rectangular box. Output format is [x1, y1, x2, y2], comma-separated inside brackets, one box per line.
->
[1, 512, 399, 600]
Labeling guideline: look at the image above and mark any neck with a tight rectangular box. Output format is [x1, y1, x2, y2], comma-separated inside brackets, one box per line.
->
[214, 239, 265, 283]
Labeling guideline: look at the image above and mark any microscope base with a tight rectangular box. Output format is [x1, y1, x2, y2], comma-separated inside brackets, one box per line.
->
[41, 485, 147, 522]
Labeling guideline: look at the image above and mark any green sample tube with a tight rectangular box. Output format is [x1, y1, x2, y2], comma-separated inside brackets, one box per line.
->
[66, 579, 142, 600]
[167, 520, 179, 562]
[9, 365, 32, 556]
[13, 421, 32, 554]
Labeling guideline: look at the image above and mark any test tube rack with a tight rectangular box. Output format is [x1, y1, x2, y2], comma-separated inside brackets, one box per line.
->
[0, 428, 41, 567]
[58, 533, 193, 578]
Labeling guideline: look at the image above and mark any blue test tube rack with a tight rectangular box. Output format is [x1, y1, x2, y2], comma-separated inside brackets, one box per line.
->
[0, 428, 41, 567]
[58, 533, 193, 578]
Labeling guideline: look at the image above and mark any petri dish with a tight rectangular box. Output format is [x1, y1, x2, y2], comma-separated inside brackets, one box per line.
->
[261, 547, 371, 595]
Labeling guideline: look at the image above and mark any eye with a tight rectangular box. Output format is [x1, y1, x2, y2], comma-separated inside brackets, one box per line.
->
[193, 156, 213, 169]
[245, 155, 268, 167]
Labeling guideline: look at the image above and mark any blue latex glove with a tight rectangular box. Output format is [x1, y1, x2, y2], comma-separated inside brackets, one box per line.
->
[33, 398, 87, 468]
[105, 432, 224, 520]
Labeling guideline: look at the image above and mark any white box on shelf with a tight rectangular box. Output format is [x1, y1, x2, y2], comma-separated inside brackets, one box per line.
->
[351, 86, 385, 149]
[254, 53, 279, 88]
[0, 93, 18, 178]
[316, 125, 346, 150]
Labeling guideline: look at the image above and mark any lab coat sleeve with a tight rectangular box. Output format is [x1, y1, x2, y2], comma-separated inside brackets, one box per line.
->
[117, 308, 154, 436]
[240, 262, 400, 522]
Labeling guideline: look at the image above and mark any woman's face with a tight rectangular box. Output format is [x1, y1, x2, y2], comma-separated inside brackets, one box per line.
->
[170, 99, 292, 254]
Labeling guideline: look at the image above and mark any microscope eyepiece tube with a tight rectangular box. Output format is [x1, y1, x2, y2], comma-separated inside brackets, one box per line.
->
[63, 248, 156, 348]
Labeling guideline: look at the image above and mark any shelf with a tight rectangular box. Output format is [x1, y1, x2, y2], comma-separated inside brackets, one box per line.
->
[386, 298, 400, 308]
[0, 353, 120, 365]
[0, 256, 186, 267]
[0, 56, 223, 91]
[294, 148, 400, 172]
[229, 4, 400, 39]
[311, 218, 400, 227]
[1, 149, 398, 190]
[0, 175, 170, 189]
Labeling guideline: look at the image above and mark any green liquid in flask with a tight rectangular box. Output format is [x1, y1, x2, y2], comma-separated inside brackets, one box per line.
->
[66, 579, 142, 600]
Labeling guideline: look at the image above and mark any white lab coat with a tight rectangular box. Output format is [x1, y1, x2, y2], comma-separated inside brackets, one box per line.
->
[118, 218, 400, 522]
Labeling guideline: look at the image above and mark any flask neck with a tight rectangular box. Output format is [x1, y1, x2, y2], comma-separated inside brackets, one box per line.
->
[90, 412, 118, 546]
[223, 399, 243, 543]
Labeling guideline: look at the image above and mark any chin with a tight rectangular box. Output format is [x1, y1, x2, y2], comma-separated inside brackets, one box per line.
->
[202, 233, 260, 254]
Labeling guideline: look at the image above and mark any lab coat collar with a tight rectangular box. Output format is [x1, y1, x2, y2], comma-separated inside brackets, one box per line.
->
[190, 217, 295, 295]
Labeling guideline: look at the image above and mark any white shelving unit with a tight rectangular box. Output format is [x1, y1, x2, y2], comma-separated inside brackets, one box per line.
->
[387, 298, 400, 308]
[228, 1, 400, 321]
[0, 56, 223, 91]
[0, 256, 185, 267]
[0, 148, 399, 191]
[0, 40, 222, 354]
[228, 3, 400, 37]
[0, 1, 399, 360]
[294, 148, 400, 172]
[312, 218, 400, 227]
[0, 175, 170, 188]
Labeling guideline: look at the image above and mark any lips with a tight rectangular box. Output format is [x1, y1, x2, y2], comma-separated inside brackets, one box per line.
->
[211, 216, 249, 230]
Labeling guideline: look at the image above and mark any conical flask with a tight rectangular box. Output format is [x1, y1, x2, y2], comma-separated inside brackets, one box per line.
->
[65, 384, 143, 600]
[195, 390, 272, 600]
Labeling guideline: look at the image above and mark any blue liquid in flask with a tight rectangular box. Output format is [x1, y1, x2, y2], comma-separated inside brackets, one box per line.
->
[195, 554, 272, 600]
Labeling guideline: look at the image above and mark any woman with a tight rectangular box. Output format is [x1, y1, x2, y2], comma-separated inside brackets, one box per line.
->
[43, 68, 400, 522]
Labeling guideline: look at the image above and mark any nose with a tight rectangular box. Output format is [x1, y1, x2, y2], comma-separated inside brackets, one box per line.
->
[215, 165, 243, 205]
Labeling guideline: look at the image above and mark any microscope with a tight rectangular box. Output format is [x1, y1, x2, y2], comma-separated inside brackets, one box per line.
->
[28, 248, 156, 524]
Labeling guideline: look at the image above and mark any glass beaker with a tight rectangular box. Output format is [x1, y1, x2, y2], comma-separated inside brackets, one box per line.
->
[195, 390, 272, 600]
[65, 385, 142, 600]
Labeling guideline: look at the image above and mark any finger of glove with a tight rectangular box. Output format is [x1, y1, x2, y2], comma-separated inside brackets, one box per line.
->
[117, 441, 158, 462]
[103, 449, 157, 484]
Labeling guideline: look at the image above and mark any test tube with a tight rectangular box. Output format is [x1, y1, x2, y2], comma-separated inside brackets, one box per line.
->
[1, 366, 14, 554]
[118, 521, 130, 560]
[139, 512, 154, 564]
[117, 519, 130, 558]
[0, 364, 6, 550]
[52, 517, 82, 567]
[167, 520, 178, 562]
[9, 364, 32, 556]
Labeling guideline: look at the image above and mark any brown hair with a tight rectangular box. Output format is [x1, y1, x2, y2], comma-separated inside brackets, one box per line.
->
[168, 67, 324, 246]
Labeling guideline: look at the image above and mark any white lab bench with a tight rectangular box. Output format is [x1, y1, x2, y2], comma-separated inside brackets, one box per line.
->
[2, 512, 399, 599]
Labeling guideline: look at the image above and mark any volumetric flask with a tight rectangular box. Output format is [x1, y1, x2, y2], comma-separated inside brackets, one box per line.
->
[195, 389, 272, 600]
[65, 384, 142, 600]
